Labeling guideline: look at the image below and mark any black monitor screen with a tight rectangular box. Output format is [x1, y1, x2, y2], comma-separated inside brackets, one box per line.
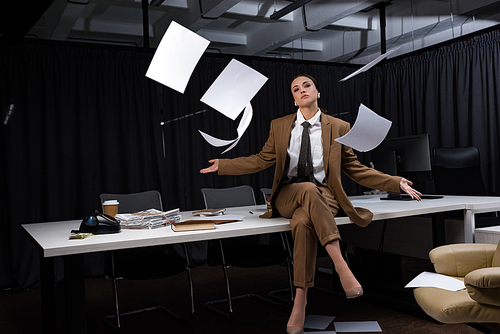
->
[370, 134, 432, 180]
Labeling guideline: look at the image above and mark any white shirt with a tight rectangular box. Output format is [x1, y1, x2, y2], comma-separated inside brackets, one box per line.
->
[286, 109, 325, 184]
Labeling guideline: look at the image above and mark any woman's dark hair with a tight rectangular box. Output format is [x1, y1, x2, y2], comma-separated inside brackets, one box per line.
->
[291, 74, 327, 114]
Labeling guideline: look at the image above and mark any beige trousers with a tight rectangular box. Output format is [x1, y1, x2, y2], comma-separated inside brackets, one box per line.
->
[274, 182, 341, 288]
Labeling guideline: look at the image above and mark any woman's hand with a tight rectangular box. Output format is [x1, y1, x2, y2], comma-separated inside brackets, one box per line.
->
[400, 178, 422, 201]
[200, 159, 219, 174]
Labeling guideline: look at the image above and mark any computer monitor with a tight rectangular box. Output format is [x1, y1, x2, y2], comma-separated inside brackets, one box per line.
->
[370, 133, 433, 181]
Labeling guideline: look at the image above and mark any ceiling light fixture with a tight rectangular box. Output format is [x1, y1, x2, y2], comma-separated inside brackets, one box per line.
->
[270, 0, 314, 20]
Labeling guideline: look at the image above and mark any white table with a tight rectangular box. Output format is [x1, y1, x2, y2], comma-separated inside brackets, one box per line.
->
[22, 194, 500, 333]
[348, 195, 500, 243]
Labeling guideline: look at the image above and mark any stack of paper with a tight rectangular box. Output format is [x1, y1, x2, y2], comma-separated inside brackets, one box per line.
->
[115, 208, 181, 229]
[192, 208, 226, 216]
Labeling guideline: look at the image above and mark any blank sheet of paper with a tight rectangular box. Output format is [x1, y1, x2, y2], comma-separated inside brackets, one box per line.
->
[405, 271, 466, 291]
[200, 59, 267, 121]
[304, 314, 335, 330]
[334, 104, 391, 152]
[340, 47, 400, 82]
[146, 21, 210, 93]
[334, 321, 382, 332]
[198, 102, 253, 154]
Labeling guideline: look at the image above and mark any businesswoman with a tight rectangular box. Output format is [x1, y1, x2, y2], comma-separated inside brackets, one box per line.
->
[200, 74, 421, 334]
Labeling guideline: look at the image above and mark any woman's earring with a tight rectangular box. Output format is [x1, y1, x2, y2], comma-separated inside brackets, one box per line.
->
[294, 101, 297, 106]
[317, 93, 321, 99]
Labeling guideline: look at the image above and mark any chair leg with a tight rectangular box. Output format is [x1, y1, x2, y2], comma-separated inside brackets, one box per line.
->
[157, 243, 194, 322]
[181, 243, 195, 321]
[104, 252, 121, 332]
[267, 257, 295, 304]
[268, 233, 295, 304]
[205, 236, 293, 319]
[205, 240, 234, 320]
[104, 246, 195, 331]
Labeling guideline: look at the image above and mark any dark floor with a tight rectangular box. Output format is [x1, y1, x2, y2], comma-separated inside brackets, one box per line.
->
[0, 255, 495, 334]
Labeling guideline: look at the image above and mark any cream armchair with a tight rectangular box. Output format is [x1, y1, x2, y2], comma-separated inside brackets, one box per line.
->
[413, 242, 500, 325]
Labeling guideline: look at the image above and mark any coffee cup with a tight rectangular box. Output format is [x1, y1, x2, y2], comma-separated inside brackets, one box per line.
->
[103, 200, 119, 217]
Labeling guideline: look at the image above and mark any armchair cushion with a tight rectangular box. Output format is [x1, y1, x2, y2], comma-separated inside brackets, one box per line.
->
[414, 242, 500, 324]
[466, 267, 500, 307]
[414, 285, 500, 323]
[493, 241, 500, 267]
[430, 243, 496, 277]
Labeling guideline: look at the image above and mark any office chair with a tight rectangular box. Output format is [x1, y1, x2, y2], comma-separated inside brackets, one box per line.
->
[200, 185, 294, 319]
[433, 147, 499, 228]
[100, 190, 194, 331]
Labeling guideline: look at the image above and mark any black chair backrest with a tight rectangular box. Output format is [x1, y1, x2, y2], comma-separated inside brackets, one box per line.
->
[433, 147, 487, 196]
[100, 190, 163, 213]
[201, 186, 256, 209]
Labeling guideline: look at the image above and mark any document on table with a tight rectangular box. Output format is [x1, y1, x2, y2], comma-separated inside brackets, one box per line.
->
[340, 47, 400, 82]
[334, 103, 391, 152]
[199, 59, 268, 153]
[186, 215, 245, 222]
[146, 21, 210, 93]
[405, 271, 466, 291]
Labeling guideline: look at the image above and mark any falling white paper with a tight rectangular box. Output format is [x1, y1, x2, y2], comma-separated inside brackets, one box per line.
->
[304, 314, 335, 330]
[146, 21, 210, 93]
[334, 321, 382, 333]
[334, 104, 391, 152]
[199, 102, 253, 154]
[340, 47, 400, 82]
[200, 59, 268, 120]
[405, 271, 466, 291]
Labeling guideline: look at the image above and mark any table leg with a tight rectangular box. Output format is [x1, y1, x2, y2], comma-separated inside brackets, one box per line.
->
[63, 254, 86, 334]
[463, 209, 475, 243]
[40, 255, 56, 334]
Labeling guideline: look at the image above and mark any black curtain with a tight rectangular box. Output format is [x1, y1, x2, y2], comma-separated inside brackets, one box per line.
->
[2, 29, 500, 290]
[369, 30, 500, 193]
[0, 41, 166, 289]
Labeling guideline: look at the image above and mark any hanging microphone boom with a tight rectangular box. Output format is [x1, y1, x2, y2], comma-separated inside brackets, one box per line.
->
[3, 104, 15, 125]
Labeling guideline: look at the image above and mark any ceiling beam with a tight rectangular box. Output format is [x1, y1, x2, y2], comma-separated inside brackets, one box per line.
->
[330, 0, 500, 64]
[150, 0, 239, 40]
[269, 0, 313, 20]
[199, 0, 240, 19]
[330, 13, 378, 31]
[28, 1, 85, 41]
[233, 0, 380, 57]
[303, 0, 380, 31]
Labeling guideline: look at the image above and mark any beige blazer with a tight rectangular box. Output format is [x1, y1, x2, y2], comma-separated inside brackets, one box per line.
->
[218, 112, 402, 227]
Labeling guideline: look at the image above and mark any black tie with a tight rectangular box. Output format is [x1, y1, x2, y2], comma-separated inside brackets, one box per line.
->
[297, 121, 316, 184]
